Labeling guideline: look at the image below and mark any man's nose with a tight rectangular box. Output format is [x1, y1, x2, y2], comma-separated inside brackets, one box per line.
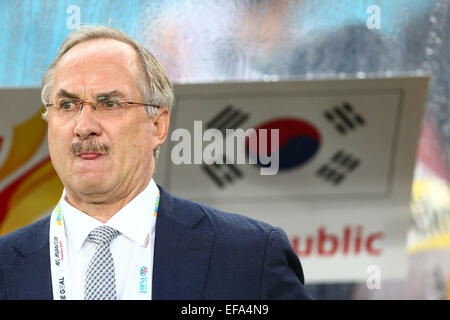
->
[73, 103, 103, 139]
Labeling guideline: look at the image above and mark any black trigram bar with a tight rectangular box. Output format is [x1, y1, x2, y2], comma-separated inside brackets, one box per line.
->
[324, 101, 365, 134]
[207, 104, 249, 134]
[202, 155, 243, 188]
[316, 164, 346, 185]
[330, 150, 361, 171]
[316, 150, 361, 185]
[202, 105, 248, 188]
[201, 105, 249, 188]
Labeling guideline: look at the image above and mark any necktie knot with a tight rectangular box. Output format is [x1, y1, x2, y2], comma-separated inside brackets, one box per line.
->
[88, 225, 119, 245]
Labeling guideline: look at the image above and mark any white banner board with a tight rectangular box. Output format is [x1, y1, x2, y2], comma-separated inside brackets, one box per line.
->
[155, 76, 429, 282]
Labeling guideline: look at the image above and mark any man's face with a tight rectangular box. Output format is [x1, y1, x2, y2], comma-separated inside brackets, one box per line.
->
[47, 39, 166, 203]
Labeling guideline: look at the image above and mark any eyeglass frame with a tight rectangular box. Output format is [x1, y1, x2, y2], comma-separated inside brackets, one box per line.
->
[43, 98, 162, 118]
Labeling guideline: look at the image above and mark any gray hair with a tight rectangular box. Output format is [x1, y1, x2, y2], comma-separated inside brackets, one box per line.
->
[41, 25, 174, 159]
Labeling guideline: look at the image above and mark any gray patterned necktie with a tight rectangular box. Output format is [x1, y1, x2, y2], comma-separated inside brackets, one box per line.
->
[84, 225, 120, 300]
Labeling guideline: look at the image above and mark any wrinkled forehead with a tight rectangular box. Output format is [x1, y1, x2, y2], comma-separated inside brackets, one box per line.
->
[52, 39, 143, 100]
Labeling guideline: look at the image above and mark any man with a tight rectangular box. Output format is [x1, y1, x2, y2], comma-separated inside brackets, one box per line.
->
[0, 25, 311, 300]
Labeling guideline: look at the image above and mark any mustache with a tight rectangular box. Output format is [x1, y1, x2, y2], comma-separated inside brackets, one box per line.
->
[71, 139, 110, 156]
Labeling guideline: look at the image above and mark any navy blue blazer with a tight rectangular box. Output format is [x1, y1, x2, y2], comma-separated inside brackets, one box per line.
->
[0, 186, 311, 300]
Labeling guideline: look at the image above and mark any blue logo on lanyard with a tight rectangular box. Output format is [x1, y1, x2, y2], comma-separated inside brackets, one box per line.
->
[139, 266, 148, 293]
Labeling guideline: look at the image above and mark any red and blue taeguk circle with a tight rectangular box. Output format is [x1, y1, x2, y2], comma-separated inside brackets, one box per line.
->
[246, 118, 321, 171]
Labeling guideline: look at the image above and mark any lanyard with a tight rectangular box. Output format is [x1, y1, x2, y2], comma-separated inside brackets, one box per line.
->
[49, 190, 160, 300]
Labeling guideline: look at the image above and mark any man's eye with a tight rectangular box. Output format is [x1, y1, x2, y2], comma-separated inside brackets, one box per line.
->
[60, 101, 77, 110]
[103, 100, 121, 109]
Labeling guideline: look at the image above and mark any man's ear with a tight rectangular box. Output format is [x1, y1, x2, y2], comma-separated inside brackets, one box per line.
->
[152, 108, 170, 148]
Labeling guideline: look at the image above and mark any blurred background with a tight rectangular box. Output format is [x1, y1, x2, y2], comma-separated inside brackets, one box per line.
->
[0, 0, 448, 299]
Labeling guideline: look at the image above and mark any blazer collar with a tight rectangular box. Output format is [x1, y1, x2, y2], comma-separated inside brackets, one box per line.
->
[9, 216, 53, 299]
[13, 215, 50, 257]
[152, 186, 214, 300]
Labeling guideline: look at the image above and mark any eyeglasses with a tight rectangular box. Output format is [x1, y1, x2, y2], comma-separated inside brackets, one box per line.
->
[45, 98, 162, 119]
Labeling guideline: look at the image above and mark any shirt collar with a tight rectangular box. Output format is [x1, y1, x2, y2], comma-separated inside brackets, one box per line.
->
[107, 179, 159, 246]
[61, 179, 159, 252]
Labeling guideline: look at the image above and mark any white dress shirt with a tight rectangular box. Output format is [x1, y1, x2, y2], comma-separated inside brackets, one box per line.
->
[60, 179, 159, 300]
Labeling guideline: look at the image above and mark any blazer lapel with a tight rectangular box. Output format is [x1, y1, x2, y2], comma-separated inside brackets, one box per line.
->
[152, 187, 214, 300]
[9, 216, 53, 299]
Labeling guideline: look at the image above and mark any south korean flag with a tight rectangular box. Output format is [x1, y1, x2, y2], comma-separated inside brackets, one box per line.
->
[155, 78, 417, 205]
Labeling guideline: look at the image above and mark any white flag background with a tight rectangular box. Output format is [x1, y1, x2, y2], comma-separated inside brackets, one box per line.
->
[155, 76, 429, 282]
